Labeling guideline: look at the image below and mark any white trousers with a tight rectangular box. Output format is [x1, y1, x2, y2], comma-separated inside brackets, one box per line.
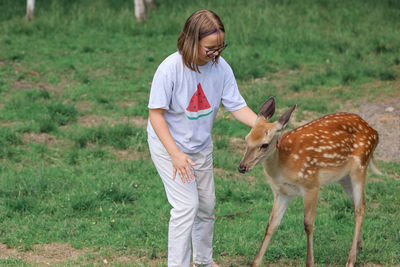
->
[148, 136, 216, 267]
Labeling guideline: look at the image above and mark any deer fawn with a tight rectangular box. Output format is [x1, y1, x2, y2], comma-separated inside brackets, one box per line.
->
[238, 97, 380, 267]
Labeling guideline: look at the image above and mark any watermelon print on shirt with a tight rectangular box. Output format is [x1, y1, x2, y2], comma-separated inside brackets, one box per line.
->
[185, 83, 213, 120]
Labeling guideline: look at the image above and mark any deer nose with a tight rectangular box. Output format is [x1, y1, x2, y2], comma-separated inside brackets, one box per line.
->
[238, 164, 246, 173]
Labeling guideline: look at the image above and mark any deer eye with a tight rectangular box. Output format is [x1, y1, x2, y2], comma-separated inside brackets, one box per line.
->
[260, 143, 269, 149]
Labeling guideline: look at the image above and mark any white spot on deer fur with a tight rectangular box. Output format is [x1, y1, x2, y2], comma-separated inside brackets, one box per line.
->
[353, 144, 358, 148]
[306, 156, 311, 161]
[298, 172, 304, 178]
[293, 154, 299, 160]
[351, 156, 364, 169]
[323, 153, 337, 158]
[304, 163, 310, 167]
[359, 142, 364, 146]
[307, 170, 313, 174]
[306, 147, 322, 152]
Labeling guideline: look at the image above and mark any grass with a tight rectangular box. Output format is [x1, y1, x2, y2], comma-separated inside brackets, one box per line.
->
[0, 0, 399, 265]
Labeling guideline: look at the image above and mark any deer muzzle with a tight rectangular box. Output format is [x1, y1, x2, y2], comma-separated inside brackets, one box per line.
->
[238, 164, 247, 173]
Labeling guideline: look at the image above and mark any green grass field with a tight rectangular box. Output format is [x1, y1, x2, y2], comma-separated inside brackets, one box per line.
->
[0, 0, 399, 266]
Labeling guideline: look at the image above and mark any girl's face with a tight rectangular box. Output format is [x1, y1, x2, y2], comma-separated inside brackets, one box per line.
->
[197, 32, 226, 66]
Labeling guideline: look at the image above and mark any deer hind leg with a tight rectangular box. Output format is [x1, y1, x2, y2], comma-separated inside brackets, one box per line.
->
[339, 175, 354, 201]
[346, 169, 366, 267]
[251, 194, 291, 267]
[339, 175, 362, 250]
[303, 187, 319, 267]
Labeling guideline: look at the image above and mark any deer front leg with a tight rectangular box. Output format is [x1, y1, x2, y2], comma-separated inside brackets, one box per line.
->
[346, 170, 366, 267]
[303, 187, 319, 267]
[251, 194, 291, 267]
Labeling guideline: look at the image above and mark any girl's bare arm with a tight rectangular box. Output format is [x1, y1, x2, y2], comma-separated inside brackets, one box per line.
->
[149, 109, 196, 182]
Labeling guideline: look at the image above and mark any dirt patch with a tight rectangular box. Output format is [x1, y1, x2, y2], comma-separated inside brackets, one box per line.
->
[0, 243, 88, 265]
[23, 132, 57, 146]
[12, 80, 63, 94]
[90, 67, 111, 77]
[11, 74, 73, 96]
[112, 148, 148, 161]
[118, 100, 138, 107]
[75, 101, 93, 112]
[214, 168, 258, 184]
[0, 121, 22, 127]
[0, 243, 167, 266]
[77, 114, 147, 128]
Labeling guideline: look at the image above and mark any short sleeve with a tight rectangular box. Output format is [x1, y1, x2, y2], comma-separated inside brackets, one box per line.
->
[221, 64, 246, 111]
[148, 66, 173, 111]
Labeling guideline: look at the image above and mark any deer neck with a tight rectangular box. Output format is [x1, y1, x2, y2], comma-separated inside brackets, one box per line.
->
[262, 135, 281, 176]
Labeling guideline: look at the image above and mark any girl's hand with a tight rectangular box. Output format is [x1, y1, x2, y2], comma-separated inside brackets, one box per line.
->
[171, 151, 196, 183]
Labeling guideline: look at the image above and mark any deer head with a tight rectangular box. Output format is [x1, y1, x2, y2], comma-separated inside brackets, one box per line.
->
[238, 97, 296, 173]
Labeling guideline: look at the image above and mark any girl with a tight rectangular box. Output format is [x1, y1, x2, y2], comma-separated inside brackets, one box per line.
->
[147, 9, 257, 267]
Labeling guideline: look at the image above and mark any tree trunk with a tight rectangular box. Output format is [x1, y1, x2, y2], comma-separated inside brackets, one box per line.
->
[134, 0, 147, 22]
[26, 0, 35, 20]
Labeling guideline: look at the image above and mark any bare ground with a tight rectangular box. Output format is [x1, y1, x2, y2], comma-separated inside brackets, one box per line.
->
[343, 94, 400, 163]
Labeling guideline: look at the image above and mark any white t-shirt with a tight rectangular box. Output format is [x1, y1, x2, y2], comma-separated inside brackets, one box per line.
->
[147, 51, 246, 153]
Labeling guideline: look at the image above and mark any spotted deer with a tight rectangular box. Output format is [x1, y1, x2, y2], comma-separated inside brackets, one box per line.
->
[238, 97, 380, 267]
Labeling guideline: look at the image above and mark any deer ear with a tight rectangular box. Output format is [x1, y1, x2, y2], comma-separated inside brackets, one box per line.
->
[258, 97, 275, 120]
[277, 104, 296, 130]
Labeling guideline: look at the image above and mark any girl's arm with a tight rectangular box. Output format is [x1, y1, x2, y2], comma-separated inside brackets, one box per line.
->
[230, 106, 258, 127]
[149, 108, 196, 183]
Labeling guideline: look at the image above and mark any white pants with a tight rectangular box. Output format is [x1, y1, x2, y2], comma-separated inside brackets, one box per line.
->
[148, 136, 216, 267]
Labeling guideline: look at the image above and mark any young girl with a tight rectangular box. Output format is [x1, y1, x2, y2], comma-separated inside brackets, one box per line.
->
[147, 9, 257, 267]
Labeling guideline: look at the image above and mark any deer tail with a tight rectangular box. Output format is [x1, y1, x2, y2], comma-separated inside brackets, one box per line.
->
[369, 156, 382, 176]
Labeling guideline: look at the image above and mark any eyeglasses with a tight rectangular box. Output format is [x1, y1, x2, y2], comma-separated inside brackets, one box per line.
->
[202, 43, 228, 57]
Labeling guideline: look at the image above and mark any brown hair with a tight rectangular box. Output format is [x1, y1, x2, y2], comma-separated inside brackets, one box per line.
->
[177, 10, 225, 72]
